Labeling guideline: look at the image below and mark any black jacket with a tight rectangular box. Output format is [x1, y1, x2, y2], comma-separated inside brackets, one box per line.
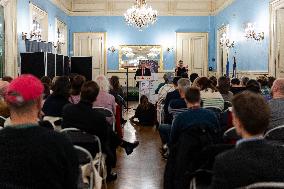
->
[135, 68, 151, 78]
[163, 89, 180, 124]
[210, 139, 284, 189]
[164, 124, 222, 189]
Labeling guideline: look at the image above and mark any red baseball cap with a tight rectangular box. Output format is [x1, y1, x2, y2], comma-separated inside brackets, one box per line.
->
[5, 74, 44, 105]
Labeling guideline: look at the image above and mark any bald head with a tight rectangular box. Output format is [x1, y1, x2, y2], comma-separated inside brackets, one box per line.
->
[272, 78, 284, 98]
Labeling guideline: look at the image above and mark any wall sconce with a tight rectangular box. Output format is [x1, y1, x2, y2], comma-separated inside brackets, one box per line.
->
[244, 23, 264, 41]
[108, 46, 116, 53]
[166, 47, 174, 52]
[220, 33, 235, 48]
[22, 32, 28, 40]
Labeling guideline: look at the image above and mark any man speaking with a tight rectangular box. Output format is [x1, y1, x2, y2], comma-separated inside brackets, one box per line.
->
[134, 62, 152, 87]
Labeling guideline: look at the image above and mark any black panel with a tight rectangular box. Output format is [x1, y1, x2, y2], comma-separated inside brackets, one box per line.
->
[56, 55, 64, 76]
[71, 57, 92, 81]
[20, 52, 45, 79]
[63, 56, 70, 76]
[47, 53, 55, 79]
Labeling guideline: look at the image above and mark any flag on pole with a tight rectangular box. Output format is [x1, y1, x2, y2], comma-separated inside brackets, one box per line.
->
[232, 56, 237, 78]
[226, 56, 229, 78]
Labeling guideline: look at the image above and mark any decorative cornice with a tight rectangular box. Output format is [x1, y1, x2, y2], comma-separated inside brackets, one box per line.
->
[50, 0, 235, 17]
[212, 0, 235, 15]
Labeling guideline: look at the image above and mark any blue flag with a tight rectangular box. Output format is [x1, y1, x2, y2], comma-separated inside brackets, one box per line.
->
[226, 57, 229, 78]
[232, 56, 237, 78]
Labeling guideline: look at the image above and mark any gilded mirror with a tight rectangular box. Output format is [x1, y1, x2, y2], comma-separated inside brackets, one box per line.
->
[119, 45, 163, 71]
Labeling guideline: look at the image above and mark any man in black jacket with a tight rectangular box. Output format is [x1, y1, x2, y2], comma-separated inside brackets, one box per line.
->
[210, 92, 284, 189]
[0, 75, 79, 189]
[135, 62, 151, 78]
[62, 81, 139, 181]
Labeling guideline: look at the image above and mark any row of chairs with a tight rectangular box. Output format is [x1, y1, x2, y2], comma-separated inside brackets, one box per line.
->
[189, 124, 284, 189]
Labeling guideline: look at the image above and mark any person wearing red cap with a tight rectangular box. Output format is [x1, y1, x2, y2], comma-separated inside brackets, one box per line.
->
[0, 74, 79, 189]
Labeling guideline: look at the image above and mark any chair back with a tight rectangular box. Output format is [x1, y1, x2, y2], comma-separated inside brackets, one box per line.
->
[43, 116, 62, 131]
[224, 101, 232, 111]
[223, 127, 241, 142]
[264, 125, 284, 141]
[239, 182, 284, 189]
[0, 116, 6, 127]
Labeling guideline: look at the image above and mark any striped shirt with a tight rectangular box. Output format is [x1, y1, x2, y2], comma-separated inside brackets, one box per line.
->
[201, 90, 224, 111]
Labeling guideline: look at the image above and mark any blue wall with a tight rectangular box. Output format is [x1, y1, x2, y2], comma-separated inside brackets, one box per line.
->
[17, 0, 69, 53]
[69, 16, 215, 71]
[215, 0, 270, 72]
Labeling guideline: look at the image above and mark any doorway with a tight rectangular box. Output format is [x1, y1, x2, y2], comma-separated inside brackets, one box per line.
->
[73, 32, 106, 79]
[176, 32, 208, 77]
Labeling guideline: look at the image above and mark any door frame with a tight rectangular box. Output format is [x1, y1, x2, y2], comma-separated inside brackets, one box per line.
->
[176, 32, 209, 77]
[73, 32, 107, 75]
[270, 0, 284, 77]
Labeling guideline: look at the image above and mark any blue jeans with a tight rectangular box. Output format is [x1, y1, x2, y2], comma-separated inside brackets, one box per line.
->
[158, 124, 172, 144]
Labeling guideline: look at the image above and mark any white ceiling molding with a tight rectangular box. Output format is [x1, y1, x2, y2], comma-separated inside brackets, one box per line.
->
[0, 0, 9, 7]
[49, 0, 235, 16]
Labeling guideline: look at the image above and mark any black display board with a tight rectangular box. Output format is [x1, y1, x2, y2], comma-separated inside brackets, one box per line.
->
[63, 56, 70, 76]
[56, 55, 64, 76]
[71, 56, 92, 81]
[47, 53, 55, 79]
[20, 52, 45, 79]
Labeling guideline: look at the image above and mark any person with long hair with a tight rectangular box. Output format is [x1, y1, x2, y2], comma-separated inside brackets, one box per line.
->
[195, 77, 224, 111]
[69, 75, 86, 104]
[42, 76, 71, 117]
[218, 76, 233, 102]
[109, 76, 124, 104]
[130, 95, 156, 126]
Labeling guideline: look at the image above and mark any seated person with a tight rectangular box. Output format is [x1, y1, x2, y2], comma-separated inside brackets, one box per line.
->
[155, 73, 171, 94]
[130, 95, 156, 126]
[0, 75, 78, 188]
[93, 75, 116, 124]
[189, 73, 199, 84]
[42, 76, 71, 117]
[195, 77, 224, 111]
[157, 75, 175, 105]
[258, 76, 272, 101]
[268, 78, 284, 130]
[218, 76, 233, 102]
[158, 78, 190, 153]
[210, 92, 284, 189]
[169, 87, 220, 146]
[62, 81, 139, 181]
[245, 79, 261, 94]
[163, 77, 181, 124]
[69, 75, 86, 104]
[230, 78, 246, 95]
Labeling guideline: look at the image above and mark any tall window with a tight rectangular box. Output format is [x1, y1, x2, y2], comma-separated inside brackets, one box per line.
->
[0, 5, 4, 78]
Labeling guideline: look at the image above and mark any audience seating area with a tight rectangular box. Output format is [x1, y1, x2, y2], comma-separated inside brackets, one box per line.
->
[0, 73, 283, 189]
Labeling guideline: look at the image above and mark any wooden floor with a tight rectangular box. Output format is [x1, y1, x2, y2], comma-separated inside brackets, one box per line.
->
[108, 103, 165, 189]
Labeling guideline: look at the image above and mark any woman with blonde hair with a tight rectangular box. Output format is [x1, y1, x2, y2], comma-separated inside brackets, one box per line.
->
[93, 75, 116, 123]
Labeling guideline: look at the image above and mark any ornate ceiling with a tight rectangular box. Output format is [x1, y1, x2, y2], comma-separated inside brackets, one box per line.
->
[52, 0, 234, 16]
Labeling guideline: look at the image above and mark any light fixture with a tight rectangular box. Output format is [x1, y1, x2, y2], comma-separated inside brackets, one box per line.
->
[166, 47, 174, 52]
[220, 33, 235, 48]
[124, 0, 158, 31]
[244, 23, 264, 41]
[108, 46, 116, 53]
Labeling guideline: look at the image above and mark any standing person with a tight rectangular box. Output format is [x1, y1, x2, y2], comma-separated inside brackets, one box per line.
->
[175, 60, 188, 77]
[134, 62, 151, 77]
[210, 92, 284, 189]
[0, 75, 78, 189]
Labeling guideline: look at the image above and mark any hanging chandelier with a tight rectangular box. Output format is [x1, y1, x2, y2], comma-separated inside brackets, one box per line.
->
[124, 0, 158, 31]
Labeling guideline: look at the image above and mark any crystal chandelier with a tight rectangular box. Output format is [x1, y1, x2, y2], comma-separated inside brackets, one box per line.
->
[124, 0, 158, 31]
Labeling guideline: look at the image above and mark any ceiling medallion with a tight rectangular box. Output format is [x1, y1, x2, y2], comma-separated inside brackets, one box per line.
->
[124, 0, 158, 31]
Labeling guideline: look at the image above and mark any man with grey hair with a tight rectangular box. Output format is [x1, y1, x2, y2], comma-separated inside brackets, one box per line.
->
[158, 78, 191, 158]
[268, 78, 284, 130]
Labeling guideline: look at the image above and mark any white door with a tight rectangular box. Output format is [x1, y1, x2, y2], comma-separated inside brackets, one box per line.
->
[73, 33, 106, 79]
[176, 33, 208, 76]
[276, 9, 284, 77]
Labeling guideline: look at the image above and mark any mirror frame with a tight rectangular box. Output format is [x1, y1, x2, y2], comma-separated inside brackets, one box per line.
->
[118, 45, 163, 71]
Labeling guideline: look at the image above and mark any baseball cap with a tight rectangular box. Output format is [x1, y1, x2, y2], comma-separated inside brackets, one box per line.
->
[5, 74, 44, 105]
